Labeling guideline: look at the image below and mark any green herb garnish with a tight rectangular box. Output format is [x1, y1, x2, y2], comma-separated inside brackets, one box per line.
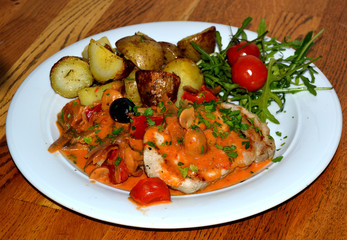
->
[190, 164, 199, 173]
[146, 141, 157, 149]
[179, 167, 189, 178]
[272, 156, 283, 162]
[115, 157, 122, 166]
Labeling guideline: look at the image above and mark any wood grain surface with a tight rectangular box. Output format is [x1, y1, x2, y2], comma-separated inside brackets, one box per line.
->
[0, 0, 346, 239]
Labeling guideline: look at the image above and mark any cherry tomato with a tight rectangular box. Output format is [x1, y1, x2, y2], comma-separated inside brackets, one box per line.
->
[181, 85, 218, 104]
[231, 55, 268, 92]
[130, 177, 171, 205]
[227, 41, 261, 66]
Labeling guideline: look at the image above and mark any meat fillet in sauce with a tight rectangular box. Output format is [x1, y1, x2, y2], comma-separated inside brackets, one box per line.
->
[143, 102, 275, 193]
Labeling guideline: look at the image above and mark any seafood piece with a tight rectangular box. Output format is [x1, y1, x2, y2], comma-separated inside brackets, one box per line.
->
[221, 103, 275, 166]
[143, 102, 275, 193]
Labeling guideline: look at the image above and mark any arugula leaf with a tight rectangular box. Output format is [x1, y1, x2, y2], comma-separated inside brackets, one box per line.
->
[194, 17, 327, 124]
[252, 58, 283, 123]
[257, 18, 267, 37]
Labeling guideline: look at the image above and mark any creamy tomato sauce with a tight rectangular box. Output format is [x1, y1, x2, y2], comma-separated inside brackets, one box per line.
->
[142, 101, 274, 193]
[51, 91, 274, 196]
[61, 145, 271, 194]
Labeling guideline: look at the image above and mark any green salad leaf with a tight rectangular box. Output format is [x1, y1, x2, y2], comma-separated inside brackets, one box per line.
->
[194, 17, 330, 123]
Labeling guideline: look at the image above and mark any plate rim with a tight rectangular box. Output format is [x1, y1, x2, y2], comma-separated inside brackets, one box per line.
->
[5, 21, 343, 229]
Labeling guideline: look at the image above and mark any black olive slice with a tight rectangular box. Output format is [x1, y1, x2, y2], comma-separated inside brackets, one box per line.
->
[109, 98, 135, 123]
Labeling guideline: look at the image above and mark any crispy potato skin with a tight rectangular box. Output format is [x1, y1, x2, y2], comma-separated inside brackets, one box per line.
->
[136, 70, 180, 106]
[159, 41, 183, 64]
[116, 35, 164, 70]
[124, 68, 142, 106]
[122, 59, 136, 79]
[177, 26, 216, 62]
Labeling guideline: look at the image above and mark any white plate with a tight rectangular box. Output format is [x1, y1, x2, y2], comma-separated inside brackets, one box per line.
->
[6, 21, 342, 229]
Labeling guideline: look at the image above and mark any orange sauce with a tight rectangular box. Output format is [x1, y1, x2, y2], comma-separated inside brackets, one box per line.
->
[56, 98, 274, 196]
[60, 147, 94, 174]
[197, 159, 271, 193]
[115, 172, 148, 190]
[168, 159, 272, 195]
[61, 144, 271, 195]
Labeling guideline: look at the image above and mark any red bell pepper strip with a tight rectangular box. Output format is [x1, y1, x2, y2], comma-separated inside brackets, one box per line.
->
[102, 149, 129, 184]
[130, 115, 164, 139]
[85, 104, 102, 120]
[181, 85, 218, 104]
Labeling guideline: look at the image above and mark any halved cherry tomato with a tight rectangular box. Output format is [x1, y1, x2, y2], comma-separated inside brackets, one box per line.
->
[227, 41, 261, 66]
[181, 85, 218, 104]
[85, 104, 102, 120]
[102, 149, 129, 184]
[130, 177, 171, 205]
[130, 115, 164, 139]
[231, 55, 268, 92]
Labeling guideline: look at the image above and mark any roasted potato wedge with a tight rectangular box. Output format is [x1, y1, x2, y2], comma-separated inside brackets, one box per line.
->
[82, 36, 113, 59]
[77, 81, 123, 106]
[136, 70, 180, 106]
[177, 26, 216, 62]
[89, 39, 130, 83]
[50, 56, 94, 98]
[162, 58, 203, 105]
[135, 32, 156, 41]
[159, 41, 182, 64]
[116, 34, 164, 70]
[124, 68, 142, 106]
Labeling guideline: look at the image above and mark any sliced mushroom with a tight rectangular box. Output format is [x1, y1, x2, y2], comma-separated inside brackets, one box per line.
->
[179, 107, 195, 129]
[48, 134, 72, 153]
[89, 167, 110, 184]
[123, 146, 143, 174]
[183, 85, 199, 94]
[184, 127, 208, 155]
[83, 142, 114, 168]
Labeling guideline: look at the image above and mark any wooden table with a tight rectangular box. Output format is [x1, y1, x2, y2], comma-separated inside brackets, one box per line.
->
[0, 0, 346, 239]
